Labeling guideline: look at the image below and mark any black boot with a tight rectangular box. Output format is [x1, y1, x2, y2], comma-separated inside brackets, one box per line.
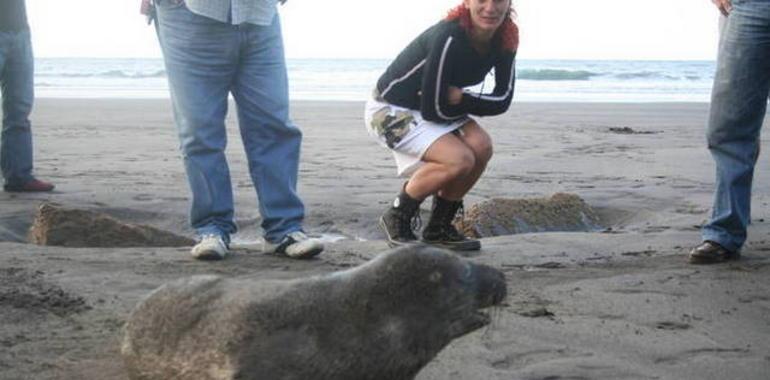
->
[422, 196, 480, 251]
[379, 190, 422, 247]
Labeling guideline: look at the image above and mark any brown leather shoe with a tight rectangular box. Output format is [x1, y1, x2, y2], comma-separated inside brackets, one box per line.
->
[688, 241, 739, 264]
[3, 178, 55, 192]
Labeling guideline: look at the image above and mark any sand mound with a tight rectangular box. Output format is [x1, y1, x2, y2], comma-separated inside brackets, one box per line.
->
[457, 193, 602, 238]
[28, 203, 194, 248]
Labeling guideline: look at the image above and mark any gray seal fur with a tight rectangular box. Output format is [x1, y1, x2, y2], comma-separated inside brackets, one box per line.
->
[121, 245, 507, 380]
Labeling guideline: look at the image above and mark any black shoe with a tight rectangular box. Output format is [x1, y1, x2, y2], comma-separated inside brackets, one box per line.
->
[380, 191, 422, 247]
[421, 196, 481, 251]
[422, 226, 481, 251]
[688, 241, 739, 264]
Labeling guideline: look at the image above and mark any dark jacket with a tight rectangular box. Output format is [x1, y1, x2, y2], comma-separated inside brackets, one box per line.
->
[376, 19, 516, 123]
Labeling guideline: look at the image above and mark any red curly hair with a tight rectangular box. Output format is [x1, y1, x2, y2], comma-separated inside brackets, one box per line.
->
[446, 1, 519, 52]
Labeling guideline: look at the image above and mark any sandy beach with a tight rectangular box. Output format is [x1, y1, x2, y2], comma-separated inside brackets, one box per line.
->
[1, 98, 769, 379]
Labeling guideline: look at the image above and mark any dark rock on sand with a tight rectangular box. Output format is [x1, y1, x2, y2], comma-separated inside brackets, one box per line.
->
[28, 202, 194, 248]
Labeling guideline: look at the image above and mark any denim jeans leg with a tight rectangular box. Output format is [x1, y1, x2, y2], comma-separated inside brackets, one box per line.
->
[231, 15, 305, 243]
[155, 4, 239, 242]
[702, 1, 770, 252]
[0, 30, 34, 186]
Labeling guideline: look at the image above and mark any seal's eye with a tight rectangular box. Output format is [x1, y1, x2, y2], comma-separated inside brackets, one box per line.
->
[462, 263, 474, 281]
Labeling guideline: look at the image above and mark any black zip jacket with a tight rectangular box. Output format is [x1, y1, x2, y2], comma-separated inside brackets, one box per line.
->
[376, 19, 516, 123]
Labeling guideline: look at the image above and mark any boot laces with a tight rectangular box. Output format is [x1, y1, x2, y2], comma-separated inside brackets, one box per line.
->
[411, 213, 422, 233]
[399, 212, 421, 239]
[444, 203, 465, 241]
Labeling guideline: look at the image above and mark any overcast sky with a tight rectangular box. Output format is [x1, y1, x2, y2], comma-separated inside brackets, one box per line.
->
[27, 0, 721, 60]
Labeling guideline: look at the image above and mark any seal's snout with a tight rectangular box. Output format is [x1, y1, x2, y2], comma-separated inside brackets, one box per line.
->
[473, 264, 507, 308]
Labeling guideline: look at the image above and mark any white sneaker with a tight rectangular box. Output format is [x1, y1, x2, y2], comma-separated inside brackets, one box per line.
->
[263, 231, 324, 259]
[190, 234, 228, 260]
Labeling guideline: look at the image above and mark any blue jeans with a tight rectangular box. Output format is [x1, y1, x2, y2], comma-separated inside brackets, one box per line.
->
[703, 0, 770, 252]
[0, 29, 35, 187]
[155, 3, 305, 244]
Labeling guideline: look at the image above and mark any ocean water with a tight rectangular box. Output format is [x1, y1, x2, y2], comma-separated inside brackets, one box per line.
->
[34, 58, 716, 103]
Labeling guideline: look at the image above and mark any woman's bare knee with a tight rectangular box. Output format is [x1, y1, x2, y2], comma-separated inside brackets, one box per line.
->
[450, 149, 476, 177]
[475, 140, 493, 164]
[460, 124, 493, 164]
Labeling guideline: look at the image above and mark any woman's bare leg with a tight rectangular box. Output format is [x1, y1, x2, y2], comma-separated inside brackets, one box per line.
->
[404, 120, 492, 200]
[383, 121, 492, 249]
[438, 120, 493, 198]
[403, 132, 476, 200]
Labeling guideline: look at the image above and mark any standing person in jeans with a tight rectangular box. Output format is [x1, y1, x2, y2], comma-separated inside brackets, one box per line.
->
[145, 0, 323, 260]
[364, 0, 518, 251]
[0, 0, 55, 193]
[690, 0, 770, 264]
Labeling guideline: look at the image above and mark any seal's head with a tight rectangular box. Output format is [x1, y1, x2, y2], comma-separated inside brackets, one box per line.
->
[360, 244, 507, 340]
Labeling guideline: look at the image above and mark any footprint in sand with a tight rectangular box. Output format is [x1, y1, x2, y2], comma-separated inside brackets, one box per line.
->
[652, 321, 691, 330]
[654, 348, 750, 365]
[0, 268, 91, 317]
[132, 194, 154, 202]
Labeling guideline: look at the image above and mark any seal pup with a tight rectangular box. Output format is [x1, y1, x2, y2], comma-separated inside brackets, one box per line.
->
[121, 244, 507, 380]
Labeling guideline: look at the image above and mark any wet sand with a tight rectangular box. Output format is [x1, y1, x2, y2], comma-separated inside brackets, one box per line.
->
[1, 99, 769, 379]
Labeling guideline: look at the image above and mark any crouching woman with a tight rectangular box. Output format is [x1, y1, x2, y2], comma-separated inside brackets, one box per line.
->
[364, 0, 518, 251]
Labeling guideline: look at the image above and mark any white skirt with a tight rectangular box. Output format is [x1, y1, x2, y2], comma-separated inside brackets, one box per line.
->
[364, 96, 470, 177]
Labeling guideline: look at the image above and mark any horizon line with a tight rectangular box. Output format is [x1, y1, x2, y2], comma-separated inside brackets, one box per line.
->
[35, 56, 717, 63]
